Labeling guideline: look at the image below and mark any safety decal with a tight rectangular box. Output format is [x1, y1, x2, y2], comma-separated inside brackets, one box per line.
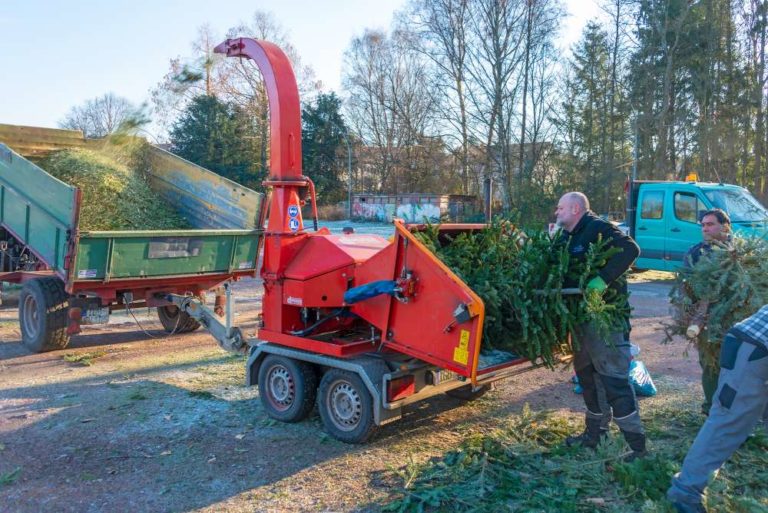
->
[288, 218, 300, 232]
[453, 329, 470, 365]
[286, 296, 303, 306]
[77, 269, 98, 279]
[288, 205, 299, 218]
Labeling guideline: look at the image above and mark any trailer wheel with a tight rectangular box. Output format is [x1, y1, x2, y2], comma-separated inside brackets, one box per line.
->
[258, 355, 318, 422]
[157, 305, 201, 333]
[318, 369, 376, 443]
[19, 277, 70, 352]
[445, 383, 491, 401]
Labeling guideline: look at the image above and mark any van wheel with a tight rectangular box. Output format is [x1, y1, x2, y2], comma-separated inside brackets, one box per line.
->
[157, 305, 200, 333]
[318, 369, 376, 443]
[19, 277, 70, 352]
[258, 355, 318, 422]
[445, 384, 491, 401]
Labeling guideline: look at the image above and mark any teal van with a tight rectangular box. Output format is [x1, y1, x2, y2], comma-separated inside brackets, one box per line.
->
[626, 181, 768, 271]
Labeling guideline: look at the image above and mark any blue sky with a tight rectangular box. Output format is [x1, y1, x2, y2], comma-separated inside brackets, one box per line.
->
[0, 0, 600, 130]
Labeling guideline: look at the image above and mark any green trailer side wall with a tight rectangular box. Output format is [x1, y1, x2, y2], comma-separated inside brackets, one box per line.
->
[74, 230, 260, 281]
[0, 143, 76, 272]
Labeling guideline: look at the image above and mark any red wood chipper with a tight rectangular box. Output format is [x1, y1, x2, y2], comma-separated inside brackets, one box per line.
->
[170, 37, 534, 443]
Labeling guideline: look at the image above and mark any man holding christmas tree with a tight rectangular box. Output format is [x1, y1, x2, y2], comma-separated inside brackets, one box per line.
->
[682, 208, 732, 414]
[667, 305, 768, 513]
[554, 192, 646, 460]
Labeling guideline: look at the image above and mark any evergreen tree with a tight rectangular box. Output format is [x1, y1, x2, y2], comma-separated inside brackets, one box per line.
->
[169, 95, 263, 190]
[301, 92, 348, 205]
[557, 21, 630, 214]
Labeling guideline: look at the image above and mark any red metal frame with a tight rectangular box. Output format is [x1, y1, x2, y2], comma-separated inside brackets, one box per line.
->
[258, 329, 379, 357]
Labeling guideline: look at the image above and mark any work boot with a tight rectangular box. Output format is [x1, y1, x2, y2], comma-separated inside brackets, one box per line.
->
[621, 430, 648, 462]
[565, 417, 606, 449]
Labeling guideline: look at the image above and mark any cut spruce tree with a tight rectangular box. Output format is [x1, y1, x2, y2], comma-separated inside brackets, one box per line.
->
[414, 221, 629, 368]
[667, 236, 768, 368]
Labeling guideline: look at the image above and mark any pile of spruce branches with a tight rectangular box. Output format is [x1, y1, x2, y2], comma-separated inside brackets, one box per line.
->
[414, 221, 629, 367]
[40, 142, 190, 231]
[667, 236, 768, 368]
[383, 405, 768, 513]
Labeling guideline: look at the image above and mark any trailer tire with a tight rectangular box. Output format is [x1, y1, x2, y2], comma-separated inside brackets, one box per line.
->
[318, 369, 376, 443]
[19, 277, 70, 353]
[157, 305, 201, 334]
[445, 383, 491, 401]
[258, 355, 318, 423]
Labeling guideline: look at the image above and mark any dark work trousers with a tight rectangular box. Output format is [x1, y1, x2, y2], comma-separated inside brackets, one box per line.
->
[668, 329, 768, 506]
[573, 323, 644, 435]
[697, 334, 720, 414]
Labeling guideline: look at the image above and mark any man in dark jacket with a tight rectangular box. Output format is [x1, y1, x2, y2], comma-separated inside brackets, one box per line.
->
[681, 208, 733, 415]
[555, 192, 646, 460]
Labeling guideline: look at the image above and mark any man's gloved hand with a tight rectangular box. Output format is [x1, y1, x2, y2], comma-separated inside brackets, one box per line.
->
[586, 276, 608, 294]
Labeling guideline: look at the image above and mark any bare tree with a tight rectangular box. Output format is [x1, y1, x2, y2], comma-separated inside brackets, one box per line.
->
[343, 28, 440, 194]
[151, 12, 320, 174]
[465, 0, 527, 208]
[402, 0, 472, 193]
[59, 93, 135, 138]
[151, 24, 231, 130]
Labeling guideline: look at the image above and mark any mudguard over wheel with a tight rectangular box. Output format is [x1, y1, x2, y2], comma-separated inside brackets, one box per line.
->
[157, 305, 201, 333]
[19, 277, 70, 352]
[257, 355, 318, 422]
[317, 369, 376, 443]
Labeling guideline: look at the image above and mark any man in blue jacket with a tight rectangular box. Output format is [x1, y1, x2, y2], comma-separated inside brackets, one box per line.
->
[555, 192, 645, 460]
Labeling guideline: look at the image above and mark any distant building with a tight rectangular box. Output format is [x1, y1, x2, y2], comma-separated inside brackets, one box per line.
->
[352, 193, 478, 223]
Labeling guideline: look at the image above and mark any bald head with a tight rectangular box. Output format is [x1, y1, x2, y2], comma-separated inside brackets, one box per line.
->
[555, 192, 590, 232]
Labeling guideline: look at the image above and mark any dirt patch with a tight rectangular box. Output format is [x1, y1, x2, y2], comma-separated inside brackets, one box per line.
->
[0, 278, 702, 512]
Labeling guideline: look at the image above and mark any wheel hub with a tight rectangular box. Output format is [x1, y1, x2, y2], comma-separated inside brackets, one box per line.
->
[267, 365, 294, 410]
[22, 295, 39, 339]
[329, 381, 362, 429]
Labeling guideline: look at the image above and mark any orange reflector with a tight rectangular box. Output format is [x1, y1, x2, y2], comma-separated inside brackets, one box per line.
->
[387, 375, 415, 402]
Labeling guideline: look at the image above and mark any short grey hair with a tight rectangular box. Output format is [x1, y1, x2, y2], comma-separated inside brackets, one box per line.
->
[564, 192, 590, 212]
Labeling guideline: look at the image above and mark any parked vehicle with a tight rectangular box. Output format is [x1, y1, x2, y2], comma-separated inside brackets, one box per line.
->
[626, 179, 768, 271]
[0, 123, 265, 352]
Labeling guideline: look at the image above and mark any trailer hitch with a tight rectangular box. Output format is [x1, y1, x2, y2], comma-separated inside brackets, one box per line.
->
[166, 286, 248, 353]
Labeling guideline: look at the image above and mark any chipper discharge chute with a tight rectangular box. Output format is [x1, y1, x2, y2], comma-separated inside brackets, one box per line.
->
[169, 37, 535, 443]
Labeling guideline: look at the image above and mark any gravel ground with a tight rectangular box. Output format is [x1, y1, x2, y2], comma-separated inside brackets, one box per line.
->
[0, 274, 703, 513]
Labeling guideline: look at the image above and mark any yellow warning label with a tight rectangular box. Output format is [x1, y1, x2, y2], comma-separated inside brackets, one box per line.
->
[453, 329, 470, 365]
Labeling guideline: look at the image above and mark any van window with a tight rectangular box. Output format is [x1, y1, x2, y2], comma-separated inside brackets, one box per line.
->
[674, 192, 705, 223]
[640, 191, 664, 219]
[704, 188, 768, 222]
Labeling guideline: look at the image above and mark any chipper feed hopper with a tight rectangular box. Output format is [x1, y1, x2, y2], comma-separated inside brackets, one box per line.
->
[171, 38, 534, 443]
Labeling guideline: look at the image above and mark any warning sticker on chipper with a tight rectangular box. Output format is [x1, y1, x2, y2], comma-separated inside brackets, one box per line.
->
[453, 329, 470, 365]
[77, 269, 98, 279]
[238, 261, 254, 269]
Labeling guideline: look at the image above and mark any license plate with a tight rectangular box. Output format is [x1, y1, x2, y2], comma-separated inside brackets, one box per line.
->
[82, 307, 109, 325]
[433, 369, 458, 385]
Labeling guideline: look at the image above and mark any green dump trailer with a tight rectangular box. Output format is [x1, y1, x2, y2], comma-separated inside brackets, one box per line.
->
[0, 123, 265, 352]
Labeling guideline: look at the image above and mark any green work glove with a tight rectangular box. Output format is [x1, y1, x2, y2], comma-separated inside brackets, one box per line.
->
[586, 276, 608, 293]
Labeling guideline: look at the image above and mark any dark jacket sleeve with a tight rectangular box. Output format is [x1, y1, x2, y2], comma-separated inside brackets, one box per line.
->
[682, 243, 703, 269]
[596, 222, 640, 284]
